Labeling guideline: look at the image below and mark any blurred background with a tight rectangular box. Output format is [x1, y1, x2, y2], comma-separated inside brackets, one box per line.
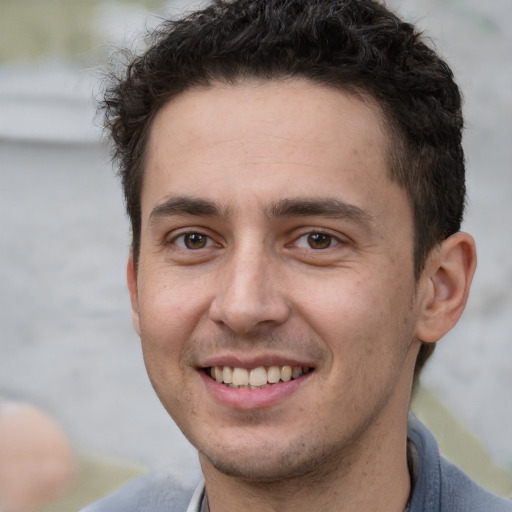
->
[1, 0, 511, 508]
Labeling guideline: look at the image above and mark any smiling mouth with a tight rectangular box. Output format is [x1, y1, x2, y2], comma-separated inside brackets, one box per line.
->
[206, 365, 313, 389]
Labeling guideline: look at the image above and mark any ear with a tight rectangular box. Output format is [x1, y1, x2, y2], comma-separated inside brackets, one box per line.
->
[127, 252, 141, 336]
[415, 232, 477, 343]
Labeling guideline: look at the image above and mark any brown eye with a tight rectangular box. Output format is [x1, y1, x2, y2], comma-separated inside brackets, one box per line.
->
[175, 233, 210, 249]
[185, 233, 207, 249]
[307, 233, 332, 249]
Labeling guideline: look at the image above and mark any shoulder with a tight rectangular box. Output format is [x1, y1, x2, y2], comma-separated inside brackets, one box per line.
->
[439, 458, 512, 512]
[408, 414, 512, 512]
[79, 473, 198, 512]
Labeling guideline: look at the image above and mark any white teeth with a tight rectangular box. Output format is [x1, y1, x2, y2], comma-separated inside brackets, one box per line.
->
[222, 366, 233, 384]
[249, 367, 268, 387]
[214, 366, 223, 383]
[209, 365, 311, 388]
[280, 365, 292, 382]
[232, 367, 249, 386]
[267, 365, 281, 383]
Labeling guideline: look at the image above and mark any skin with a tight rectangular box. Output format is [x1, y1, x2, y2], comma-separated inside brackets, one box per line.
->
[128, 79, 476, 512]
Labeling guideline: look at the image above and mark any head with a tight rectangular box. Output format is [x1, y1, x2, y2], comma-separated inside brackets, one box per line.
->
[102, 0, 466, 383]
[101, 0, 476, 485]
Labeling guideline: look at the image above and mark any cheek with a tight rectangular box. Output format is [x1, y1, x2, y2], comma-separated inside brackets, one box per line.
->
[295, 274, 380, 327]
[136, 283, 195, 395]
[295, 270, 415, 354]
[138, 269, 211, 341]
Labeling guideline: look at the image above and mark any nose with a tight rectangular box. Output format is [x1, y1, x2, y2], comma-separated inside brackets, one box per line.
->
[209, 245, 290, 336]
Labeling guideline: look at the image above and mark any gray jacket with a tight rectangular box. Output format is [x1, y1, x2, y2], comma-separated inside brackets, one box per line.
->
[80, 415, 512, 511]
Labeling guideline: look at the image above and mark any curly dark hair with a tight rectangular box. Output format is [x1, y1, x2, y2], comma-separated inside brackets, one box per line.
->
[101, 0, 466, 381]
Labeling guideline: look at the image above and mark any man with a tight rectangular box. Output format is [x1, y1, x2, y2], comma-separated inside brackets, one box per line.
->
[84, 0, 511, 510]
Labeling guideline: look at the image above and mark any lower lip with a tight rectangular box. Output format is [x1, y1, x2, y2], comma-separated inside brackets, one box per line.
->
[200, 371, 313, 410]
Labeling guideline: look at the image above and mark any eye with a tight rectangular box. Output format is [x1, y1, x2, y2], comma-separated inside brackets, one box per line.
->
[294, 232, 339, 250]
[174, 232, 214, 250]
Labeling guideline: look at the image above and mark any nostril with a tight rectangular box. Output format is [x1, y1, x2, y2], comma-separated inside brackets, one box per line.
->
[209, 299, 291, 336]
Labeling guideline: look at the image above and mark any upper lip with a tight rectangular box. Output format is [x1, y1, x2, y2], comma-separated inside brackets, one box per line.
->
[198, 353, 317, 370]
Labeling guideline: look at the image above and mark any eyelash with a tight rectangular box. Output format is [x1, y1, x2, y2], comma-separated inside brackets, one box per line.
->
[292, 231, 342, 250]
[171, 232, 218, 250]
[168, 229, 344, 252]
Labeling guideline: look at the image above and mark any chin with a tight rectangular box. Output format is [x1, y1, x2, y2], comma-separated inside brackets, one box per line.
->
[198, 433, 342, 483]
[203, 453, 313, 482]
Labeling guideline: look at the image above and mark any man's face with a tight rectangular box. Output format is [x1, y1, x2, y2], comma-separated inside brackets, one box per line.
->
[129, 80, 424, 481]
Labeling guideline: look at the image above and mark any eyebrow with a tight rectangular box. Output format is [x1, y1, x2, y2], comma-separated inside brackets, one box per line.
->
[148, 195, 374, 228]
[267, 197, 375, 226]
[149, 196, 230, 225]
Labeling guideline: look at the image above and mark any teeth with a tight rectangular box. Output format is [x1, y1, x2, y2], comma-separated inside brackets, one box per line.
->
[249, 367, 268, 387]
[209, 365, 311, 388]
[222, 366, 233, 384]
[267, 365, 281, 383]
[214, 366, 223, 383]
[292, 366, 302, 379]
[232, 367, 249, 386]
[280, 365, 292, 382]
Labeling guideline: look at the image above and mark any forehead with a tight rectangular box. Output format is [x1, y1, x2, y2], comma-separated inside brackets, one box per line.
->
[148, 79, 388, 154]
[143, 79, 402, 219]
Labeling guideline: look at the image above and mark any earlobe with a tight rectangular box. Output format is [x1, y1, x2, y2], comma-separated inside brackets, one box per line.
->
[127, 252, 141, 336]
[415, 232, 477, 343]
